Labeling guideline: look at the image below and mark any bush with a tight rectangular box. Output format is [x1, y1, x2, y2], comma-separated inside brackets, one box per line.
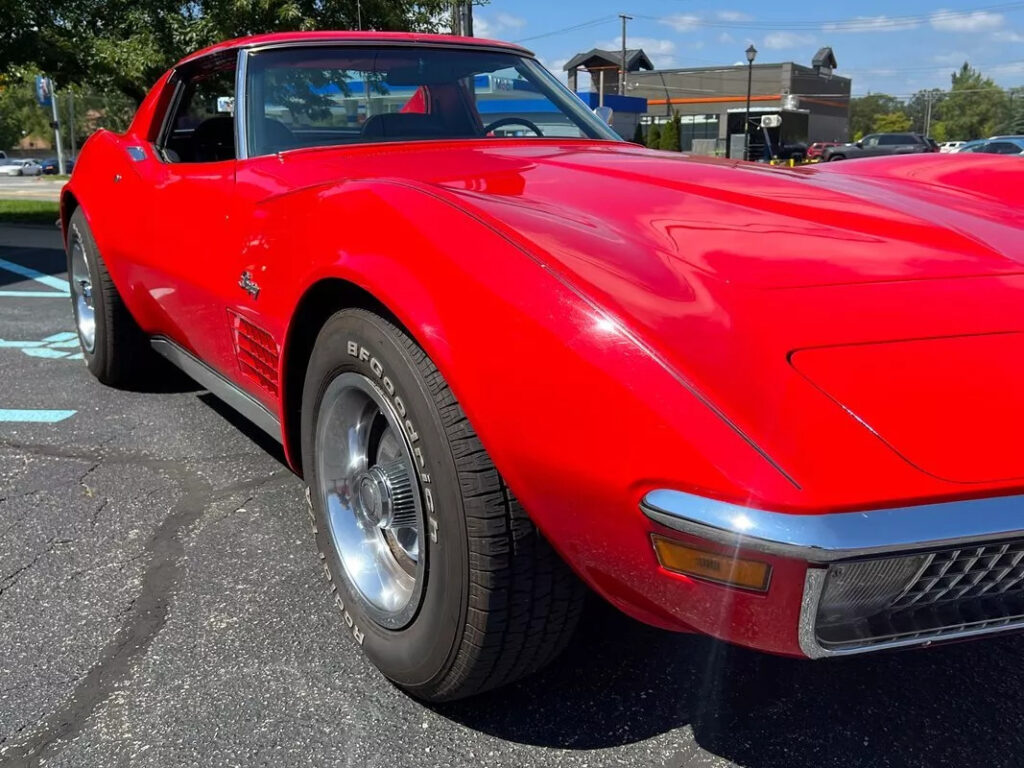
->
[646, 124, 661, 149]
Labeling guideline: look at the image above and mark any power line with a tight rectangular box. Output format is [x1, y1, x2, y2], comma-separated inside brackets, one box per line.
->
[513, 15, 619, 43]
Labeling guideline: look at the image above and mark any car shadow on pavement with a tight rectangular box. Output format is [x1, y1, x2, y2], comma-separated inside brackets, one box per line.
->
[433, 597, 1024, 766]
[0, 238, 67, 288]
[197, 392, 289, 466]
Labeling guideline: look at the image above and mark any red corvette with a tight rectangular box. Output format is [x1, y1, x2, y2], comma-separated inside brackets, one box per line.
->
[64, 31, 1024, 701]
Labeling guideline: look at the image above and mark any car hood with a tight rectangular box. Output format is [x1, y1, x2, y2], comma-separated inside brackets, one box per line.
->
[287, 142, 1024, 504]
[414, 143, 1023, 289]
[415, 144, 1024, 501]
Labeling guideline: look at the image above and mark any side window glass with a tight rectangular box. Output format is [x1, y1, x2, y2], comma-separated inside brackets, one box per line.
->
[863, 135, 879, 147]
[163, 67, 237, 163]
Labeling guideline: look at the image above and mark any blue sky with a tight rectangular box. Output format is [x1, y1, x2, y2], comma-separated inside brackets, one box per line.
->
[472, 0, 1024, 96]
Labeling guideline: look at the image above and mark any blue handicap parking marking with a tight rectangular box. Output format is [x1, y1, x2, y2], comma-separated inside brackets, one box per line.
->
[0, 331, 83, 359]
[0, 409, 76, 423]
[0, 256, 71, 298]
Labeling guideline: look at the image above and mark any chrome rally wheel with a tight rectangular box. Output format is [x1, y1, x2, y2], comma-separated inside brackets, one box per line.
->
[69, 230, 96, 353]
[315, 372, 425, 629]
[301, 308, 585, 701]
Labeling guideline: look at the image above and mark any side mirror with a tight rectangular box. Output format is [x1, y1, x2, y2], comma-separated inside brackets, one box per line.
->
[855, 141, 863, 148]
[593, 106, 614, 125]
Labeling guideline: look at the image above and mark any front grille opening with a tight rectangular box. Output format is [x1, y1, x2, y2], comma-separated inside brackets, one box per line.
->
[815, 541, 1024, 650]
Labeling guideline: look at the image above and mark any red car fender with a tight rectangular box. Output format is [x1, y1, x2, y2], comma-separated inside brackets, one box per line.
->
[255, 177, 804, 635]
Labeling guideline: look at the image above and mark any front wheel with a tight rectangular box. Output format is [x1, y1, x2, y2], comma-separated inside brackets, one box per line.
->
[66, 207, 157, 387]
[301, 309, 584, 701]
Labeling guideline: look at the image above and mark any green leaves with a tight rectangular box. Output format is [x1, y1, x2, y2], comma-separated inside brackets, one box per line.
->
[0, 0, 453, 104]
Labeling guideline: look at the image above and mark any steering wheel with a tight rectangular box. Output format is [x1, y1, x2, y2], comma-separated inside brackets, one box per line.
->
[483, 117, 544, 137]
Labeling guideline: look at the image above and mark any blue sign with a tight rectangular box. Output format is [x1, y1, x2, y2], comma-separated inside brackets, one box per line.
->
[35, 75, 52, 107]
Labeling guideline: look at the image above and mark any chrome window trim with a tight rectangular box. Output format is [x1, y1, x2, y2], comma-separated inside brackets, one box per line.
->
[641, 488, 1024, 562]
[235, 41, 620, 159]
[235, 48, 249, 160]
[243, 39, 534, 58]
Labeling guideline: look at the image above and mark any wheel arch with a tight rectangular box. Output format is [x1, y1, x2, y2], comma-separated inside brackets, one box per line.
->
[280, 276, 410, 474]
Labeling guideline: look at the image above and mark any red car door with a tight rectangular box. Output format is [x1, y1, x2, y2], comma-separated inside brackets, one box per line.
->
[129, 61, 242, 378]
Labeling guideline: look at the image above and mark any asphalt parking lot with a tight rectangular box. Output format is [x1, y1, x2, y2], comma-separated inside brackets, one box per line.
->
[2, 223, 1024, 768]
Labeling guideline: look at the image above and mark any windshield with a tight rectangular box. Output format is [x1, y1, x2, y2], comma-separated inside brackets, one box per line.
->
[243, 45, 620, 156]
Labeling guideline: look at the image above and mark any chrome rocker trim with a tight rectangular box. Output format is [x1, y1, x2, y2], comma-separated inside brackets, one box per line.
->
[641, 488, 1024, 563]
[151, 337, 282, 441]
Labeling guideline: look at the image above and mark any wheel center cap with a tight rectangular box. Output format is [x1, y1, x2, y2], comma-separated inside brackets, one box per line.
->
[357, 467, 391, 529]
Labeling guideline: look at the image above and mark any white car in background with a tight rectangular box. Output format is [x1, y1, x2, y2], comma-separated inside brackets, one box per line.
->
[938, 141, 965, 153]
[0, 159, 43, 177]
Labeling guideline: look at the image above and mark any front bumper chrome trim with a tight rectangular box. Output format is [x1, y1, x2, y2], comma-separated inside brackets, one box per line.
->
[641, 488, 1024, 563]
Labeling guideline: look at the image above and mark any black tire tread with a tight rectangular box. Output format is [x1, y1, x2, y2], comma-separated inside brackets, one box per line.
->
[68, 208, 154, 388]
[347, 309, 585, 700]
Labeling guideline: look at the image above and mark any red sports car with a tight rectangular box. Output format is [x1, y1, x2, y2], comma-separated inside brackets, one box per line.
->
[806, 141, 838, 159]
[64, 31, 1024, 701]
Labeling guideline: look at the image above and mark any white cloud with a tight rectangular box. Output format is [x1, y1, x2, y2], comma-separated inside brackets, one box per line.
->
[600, 36, 677, 67]
[474, 12, 526, 39]
[537, 56, 570, 83]
[716, 10, 752, 21]
[659, 14, 702, 32]
[932, 50, 970, 64]
[762, 31, 815, 49]
[823, 15, 919, 33]
[994, 29, 1024, 42]
[930, 10, 1003, 32]
[718, 32, 735, 44]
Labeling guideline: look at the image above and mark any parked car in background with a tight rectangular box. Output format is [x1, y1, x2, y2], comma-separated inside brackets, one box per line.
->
[823, 133, 932, 161]
[806, 141, 839, 160]
[65, 30, 1024, 703]
[0, 151, 7, 162]
[41, 156, 76, 174]
[956, 139, 988, 153]
[925, 137, 941, 152]
[939, 141, 965, 153]
[0, 159, 43, 176]
[976, 137, 1024, 155]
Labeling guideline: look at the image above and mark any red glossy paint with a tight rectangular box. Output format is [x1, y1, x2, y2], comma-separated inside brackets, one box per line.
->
[63, 32, 1024, 657]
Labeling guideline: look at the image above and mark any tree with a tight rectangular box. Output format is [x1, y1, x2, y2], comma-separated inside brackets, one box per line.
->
[849, 93, 901, 138]
[631, 122, 644, 144]
[905, 88, 944, 135]
[646, 123, 661, 149]
[873, 111, 912, 133]
[0, 69, 54, 150]
[942, 62, 1007, 140]
[0, 0, 454, 104]
[659, 111, 680, 151]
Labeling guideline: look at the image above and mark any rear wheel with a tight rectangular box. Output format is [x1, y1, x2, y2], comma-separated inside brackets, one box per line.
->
[67, 207, 156, 388]
[301, 309, 585, 701]
[828, 154, 846, 161]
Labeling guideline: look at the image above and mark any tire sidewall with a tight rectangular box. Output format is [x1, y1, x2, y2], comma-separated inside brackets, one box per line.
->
[300, 310, 469, 692]
[66, 209, 109, 378]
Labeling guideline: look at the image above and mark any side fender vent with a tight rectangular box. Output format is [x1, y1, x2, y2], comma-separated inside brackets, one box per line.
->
[229, 310, 280, 397]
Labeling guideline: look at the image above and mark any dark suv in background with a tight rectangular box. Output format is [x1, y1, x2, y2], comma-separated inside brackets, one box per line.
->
[824, 133, 934, 161]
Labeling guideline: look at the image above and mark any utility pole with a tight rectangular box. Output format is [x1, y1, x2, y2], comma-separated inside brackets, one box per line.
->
[619, 13, 632, 96]
[48, 80, 66, 175]
[452, 0, 473, 35]
[924, 91, 933, 137]
[68, 88, 77, 160]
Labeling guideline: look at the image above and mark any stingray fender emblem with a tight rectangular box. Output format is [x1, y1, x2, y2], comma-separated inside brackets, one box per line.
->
[238, 270, 260, 300]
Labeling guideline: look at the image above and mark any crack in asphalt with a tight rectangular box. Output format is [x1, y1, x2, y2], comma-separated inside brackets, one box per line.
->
[0, 436, 294, 767]
[0, 466, 211, 767]
[0, 538, 73, 598]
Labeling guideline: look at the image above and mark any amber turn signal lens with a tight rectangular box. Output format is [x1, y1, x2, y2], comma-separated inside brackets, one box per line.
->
[652, 535, 771, 592]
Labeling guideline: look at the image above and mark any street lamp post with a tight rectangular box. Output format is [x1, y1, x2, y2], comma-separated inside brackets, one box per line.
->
[744, 44, 757, 161]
